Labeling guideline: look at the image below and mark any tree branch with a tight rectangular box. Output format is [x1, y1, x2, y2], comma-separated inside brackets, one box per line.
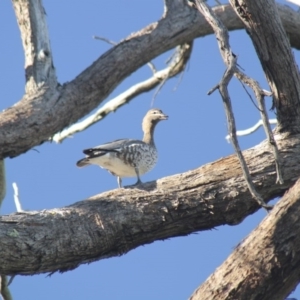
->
[1, 3, 299, 159]
[229, 0, 300, 134]
[190, 177, 300, 300]
[52, 42, 192, 143]
[195, 0, 271, 208]
[225, 119, 278, 140]
[0, 135, 299, 275]
[12, 0, 57, 93]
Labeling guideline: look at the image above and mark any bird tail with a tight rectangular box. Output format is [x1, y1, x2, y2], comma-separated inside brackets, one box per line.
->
[76, 158, 90, 167]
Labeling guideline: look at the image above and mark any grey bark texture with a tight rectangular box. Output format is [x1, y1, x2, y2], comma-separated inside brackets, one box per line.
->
[1, 0, 300, 299]
[0, 135, 299, 276]
[0, 3, 299, 159]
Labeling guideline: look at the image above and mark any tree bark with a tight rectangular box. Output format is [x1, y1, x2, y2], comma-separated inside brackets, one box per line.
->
[190, 177, 300, 300]
[0, 3, 299, 159]
[2, 0, 300, 298]
[0, 135, 300, 275]
[229, 0, 300, 134]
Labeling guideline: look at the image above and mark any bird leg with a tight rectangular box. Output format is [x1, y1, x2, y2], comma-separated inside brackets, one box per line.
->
[133, 168, 142, 186]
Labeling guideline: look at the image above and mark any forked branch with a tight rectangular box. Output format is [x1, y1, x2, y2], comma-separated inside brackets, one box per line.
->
[195, 0, 273, 209]
[52, 42, 193, 143]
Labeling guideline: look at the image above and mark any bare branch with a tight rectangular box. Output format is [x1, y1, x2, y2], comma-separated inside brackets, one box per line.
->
[225, 119, 277, 141]
[190, 177, 300, 300]
[92, 35, 117, 45]
[52, 42, 192, 143]
[229, 0, 300, 133]
[12, 0, 57, 94]
[195, 0, 271, 209]
[12, 183, 23, 213]
[1, 3, 300, 159]
[286, 0, 300, 6]
[235, 73, 284, 184]
[0, 135, 299, 275]
[93, 35, 157, 75]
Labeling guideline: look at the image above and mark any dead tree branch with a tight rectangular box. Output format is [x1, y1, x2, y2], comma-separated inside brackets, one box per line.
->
[190, 177, 300, 300]
[12, 0, 57, 93]
[229, 0, 300, 134]
[1, 3, 299, 159]
[225, 119, 277, 140]
[195, 0, 272, 209]
[0, 135, 299, 275]
[52, 42, 192, 143]
[235, 73, 283, 184]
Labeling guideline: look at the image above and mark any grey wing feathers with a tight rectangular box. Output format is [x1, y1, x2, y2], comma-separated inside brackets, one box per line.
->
[82, 139, 145, 157]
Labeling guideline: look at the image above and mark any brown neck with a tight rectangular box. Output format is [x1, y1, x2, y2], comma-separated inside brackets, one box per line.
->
[142, 122, 156, 145]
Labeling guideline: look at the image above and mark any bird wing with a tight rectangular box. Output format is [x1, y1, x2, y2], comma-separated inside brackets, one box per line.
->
[83, 139, 145, 157]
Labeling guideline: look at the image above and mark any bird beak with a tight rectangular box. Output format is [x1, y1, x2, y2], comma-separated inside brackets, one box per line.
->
[160, 114, 168, 120]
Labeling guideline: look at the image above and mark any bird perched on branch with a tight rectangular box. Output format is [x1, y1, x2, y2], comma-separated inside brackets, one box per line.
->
[76, 108, 168, 188]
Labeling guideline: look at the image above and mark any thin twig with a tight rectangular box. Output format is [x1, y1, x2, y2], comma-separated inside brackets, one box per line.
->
[93, 35, 157, 75]
[225, 119, 277, 141]
[195, 0, 272, 210]
[12, 182, 23, 212]
[235, 72, 283, 184]
[52, 42, 193, 143]
[93, 35, 117, 45]
[220, 59, 272, 210]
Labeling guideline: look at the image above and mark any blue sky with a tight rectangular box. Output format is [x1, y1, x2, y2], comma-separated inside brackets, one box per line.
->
[1, 1, 299, 299]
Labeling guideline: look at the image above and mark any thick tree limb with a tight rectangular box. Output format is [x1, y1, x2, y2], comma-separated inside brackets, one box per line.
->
[0, 135, 299, 275]
[52, 42, 193, 143]
[0, 3, 299, 159]
[229, 0, 300, 134]
[190, 177, 300, 300]
[12, 0, 57, 93]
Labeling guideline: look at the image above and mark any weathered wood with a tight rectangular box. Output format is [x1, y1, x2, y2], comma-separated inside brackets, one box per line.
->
[0, 135, 299, 275]
[190, 177, 300, 300]
[0, 3, 299, 159]
[229, 0, 300, 134]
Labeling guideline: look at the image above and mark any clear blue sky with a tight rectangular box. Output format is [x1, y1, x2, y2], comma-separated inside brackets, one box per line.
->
[1, 1, 299, 299]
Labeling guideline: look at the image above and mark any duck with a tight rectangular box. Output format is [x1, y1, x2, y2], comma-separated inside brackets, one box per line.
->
[76, 108, 168, 188]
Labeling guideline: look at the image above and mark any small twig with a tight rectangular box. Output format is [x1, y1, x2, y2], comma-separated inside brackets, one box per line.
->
[52, 42, 193, 143]
[6, 277, 14, 288]
[235, 72, 283, 184]
[93, 35, 117, 45]
[220, 60, 272, 211]
[239, 82, 262, 112]
[195, 0, 272, 210]
[257, 95, 283, 184]
[93, 35, 157, 75]
[12, 182, 23, 212]
[225, 119, 277, 141]
[147, 62, 157, 74]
